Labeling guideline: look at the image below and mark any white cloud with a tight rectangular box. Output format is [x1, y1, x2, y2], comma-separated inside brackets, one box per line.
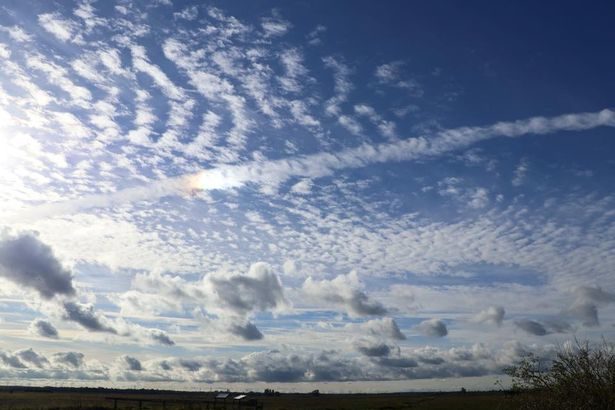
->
[375, 62, 403, 83]
[307, 25, 326, 46]
[174, 6, 199, 21]
[472, 306, 505, 326]
[74, 0, 106, 31]
[278, 48, 308, 92]
[38, 13, 78, 42]
[338, 115, 363, 136]
[323, 56, 352, 116]
[361, 318, 407, 340]
[512, 158, 529, 186]
[99, 48, 128, 76]
[375, 61, 422, 95]
[437, 178, 489, 209]
[130, 45, 186, 101]
[303, 271, 387, 317]
[0, 43, 10, 59]
[26, 54, 92, 107]
[262, 16, 292, 37]
[0, 26, 32, 42]
[291, 179, 313, 194]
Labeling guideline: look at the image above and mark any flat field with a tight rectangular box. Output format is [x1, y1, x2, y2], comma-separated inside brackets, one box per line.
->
[0, 388, 520, 410]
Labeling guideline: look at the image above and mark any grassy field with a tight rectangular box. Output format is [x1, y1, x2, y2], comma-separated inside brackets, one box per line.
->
[0, 388, 520, 409]
[259, 392, 518, 410]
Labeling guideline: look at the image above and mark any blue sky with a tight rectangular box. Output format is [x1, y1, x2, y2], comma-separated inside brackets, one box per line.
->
[0, 0, 614, 392]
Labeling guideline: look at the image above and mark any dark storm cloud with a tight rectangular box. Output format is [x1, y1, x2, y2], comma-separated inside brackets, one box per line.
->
[158, 360, 172, 371]
[574, 286, 615, 305]
[348, 292, 388, 316]
[568, 302, 599, 327]
[62, 301, 117, 333]
[16, 348, 49, 368]
[0, 352, 25, 368]
[29, 318, 59, 338]
[0, 232, 76, 299]
[60, 300, 175, 346]
[121, 355, 142, 371]
[543, 319, 572, 333]
[148, 329, 175, 346]
[209, 262, 286, 315]
[52, 352, 84, 368]
[354, 340, 392, 357]
[564, 286, 615, 327]
[373, 357, 419, 368]
[229, 322, 264, 340]
[179, 359, 202, 371]
[514, 319, 548, 336]
[418, 355, 445, 365]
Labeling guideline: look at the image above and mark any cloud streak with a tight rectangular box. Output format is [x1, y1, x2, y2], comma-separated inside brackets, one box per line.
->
[12, 108, 615, 221]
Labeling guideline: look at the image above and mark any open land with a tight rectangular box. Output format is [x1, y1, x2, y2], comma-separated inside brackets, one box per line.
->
[0, 387, 520, 410]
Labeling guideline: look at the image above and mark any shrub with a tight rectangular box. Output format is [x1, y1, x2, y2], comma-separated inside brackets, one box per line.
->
[506, 339, 615, 410]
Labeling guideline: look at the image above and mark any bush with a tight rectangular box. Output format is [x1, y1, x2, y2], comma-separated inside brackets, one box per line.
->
[506, 340, 615, 410]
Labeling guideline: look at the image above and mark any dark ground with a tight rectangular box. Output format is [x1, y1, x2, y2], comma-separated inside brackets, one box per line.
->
[0, 386, 520, 409]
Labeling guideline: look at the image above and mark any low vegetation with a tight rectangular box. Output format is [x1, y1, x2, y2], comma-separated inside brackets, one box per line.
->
[506, 340, 615, 410]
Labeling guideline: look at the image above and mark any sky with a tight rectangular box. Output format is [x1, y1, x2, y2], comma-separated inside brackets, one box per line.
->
[0, 0, 614, 393]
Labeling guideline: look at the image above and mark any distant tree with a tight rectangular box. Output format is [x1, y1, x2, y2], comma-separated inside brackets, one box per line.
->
[506, 339, 615, 410]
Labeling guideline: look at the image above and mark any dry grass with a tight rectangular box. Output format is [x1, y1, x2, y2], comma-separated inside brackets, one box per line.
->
[259, 391, 518, 409]
[0, 390, 520, 410]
